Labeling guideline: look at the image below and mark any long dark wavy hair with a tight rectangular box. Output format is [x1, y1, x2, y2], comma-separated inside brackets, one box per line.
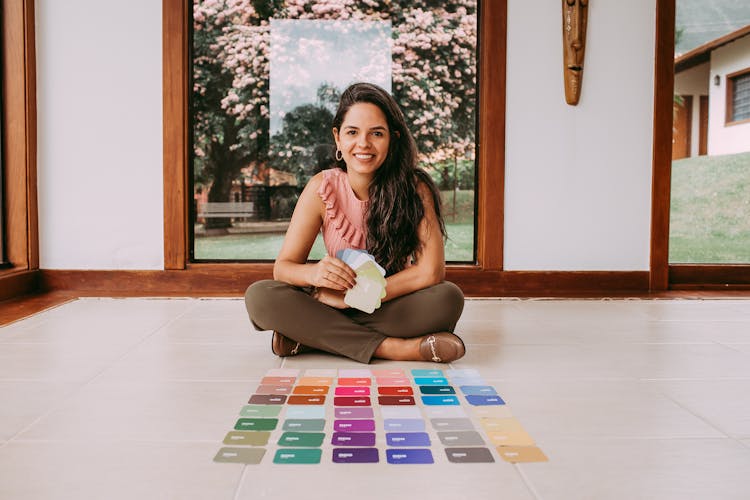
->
[332, 83, 446, 275]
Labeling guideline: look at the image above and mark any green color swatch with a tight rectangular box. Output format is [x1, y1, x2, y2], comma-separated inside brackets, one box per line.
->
[273, 448, 322, 464]
[277, 432, 325, 447]
[240, 405, 283, 418]
[222, 430, 271, 446]
[234, 418, 278, 431]
[213, 447, 265, 464]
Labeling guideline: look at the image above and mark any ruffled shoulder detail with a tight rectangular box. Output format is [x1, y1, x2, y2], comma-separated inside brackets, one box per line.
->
[317, 169, 366, 248]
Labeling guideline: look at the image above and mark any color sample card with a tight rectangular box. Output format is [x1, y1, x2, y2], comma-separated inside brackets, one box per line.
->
[278, 432, 325, 447]
[378, 396, 416, 406]
[292, 385, 329, 395]
[282, 419, 325, 432]
[423, 406, 467, 418]
[383, 419, 426, 432]
[214, 447, 266, 464]
[445, 447, 495, 463]
[378, 386, 414, 396]
[380, 406, 422, 419]
[331, 432, 376, 447]
[274, 448, 322, 464]
[421, 395, 460, 406]
[466, 395, 505, 406]
[372, 369, 406, 377]
[297, 377, 334, 386]
[337, 377, 371, 386]
[223, 431, 271, 446]
[234, 418, 278, 431]
[334, 419, 375, 432]
[486, 429, 535, 446]
[471, 405, 513, 419]
[437, 431, 486, 447]
[430, 418, 475, 431]
[419, 385, 456, 395]
[334, 396, 371, 407]
[376, 377, 410, 386]
[332, 448, 379, 463]
[414, 377, 449, 386]
[497, 446, 549, 463]
[255, 385, 293, 395]
[285, 406, 325, 419]
[248, 394, 286, 405]
[239, 405, 282, 418]
[287, 395, 326, 405]
[215, 366, 545, 467]
[460, 385, 498, 396]
[386, 448, 434, 464]
[260, 376, 296, 385]
[386, 432, 431, 447]
[335, 386, 370, 396]
[334, 407, 374, 419]
[411, 369, 444, 377]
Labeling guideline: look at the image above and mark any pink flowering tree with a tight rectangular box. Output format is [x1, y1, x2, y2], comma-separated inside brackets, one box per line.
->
[193, 0, 477, 225]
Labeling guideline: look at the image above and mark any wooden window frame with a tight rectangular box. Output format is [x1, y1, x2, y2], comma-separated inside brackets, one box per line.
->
[162, 0, 509, 295]
[0, 0, 39, 301]
[725, 67, 750, 126]
[651, 0, 750, 290]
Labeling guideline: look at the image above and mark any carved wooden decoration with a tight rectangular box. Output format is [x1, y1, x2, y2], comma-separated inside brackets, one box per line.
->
[562, 0, 589, 105]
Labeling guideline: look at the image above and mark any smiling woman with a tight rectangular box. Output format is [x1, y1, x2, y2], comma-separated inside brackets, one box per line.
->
[190, 0, 478, 263]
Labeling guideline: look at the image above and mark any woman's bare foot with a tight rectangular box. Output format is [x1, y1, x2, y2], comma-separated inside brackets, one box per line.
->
[373, 337, 422, 361]
[374, 333, 466, 363]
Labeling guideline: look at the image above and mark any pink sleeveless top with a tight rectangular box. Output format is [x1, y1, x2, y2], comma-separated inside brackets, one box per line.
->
[317, 168, 369, 257]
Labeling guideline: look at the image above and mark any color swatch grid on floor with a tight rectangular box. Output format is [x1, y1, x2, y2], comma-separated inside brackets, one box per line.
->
[214, 367, 547, 465]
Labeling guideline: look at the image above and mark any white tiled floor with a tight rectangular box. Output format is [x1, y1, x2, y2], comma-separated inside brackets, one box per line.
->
[1, 297, 750, 499]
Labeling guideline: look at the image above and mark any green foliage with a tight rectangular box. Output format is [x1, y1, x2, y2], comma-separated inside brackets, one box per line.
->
[270, 99, 335, 186]
[669, 152, 750, 263]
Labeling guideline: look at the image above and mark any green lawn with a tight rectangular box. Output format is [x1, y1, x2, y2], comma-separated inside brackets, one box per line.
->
[195, 222, 475, 262]
[669, 151, 750, 263]
[194, 190, 476, 262]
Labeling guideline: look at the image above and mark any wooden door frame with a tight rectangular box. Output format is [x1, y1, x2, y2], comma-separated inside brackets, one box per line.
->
[650, 0, 750, 290]
[162, 0, 514, 294]
[0, 0, 39, 301]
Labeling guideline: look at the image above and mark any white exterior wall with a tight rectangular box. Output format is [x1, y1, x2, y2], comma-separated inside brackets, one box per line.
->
[674, 62, 709, 158]
[709, 34, 750, 156]
[35, 1, 658, 271]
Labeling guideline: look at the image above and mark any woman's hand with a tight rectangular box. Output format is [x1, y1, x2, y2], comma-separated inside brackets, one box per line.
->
[308, 255, 357, 291]
[312, 287, 349, 309]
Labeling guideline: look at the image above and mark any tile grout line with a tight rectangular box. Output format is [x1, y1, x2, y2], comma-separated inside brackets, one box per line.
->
[514, 463, 544, 500]
[232, 465, 249, 500]
[2, 298, 202, 445]
[647, 381, 734, 441]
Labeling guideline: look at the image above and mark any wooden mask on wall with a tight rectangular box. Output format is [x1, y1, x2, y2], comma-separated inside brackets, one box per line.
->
[562, 0, 588, 105]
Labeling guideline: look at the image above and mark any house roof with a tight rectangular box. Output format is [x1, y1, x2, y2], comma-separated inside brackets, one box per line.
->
[675, 23, 750, 73]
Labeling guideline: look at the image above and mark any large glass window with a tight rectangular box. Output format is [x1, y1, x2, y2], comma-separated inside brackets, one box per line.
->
[191, 1, 478, 262]
[670, 1, 750, 264]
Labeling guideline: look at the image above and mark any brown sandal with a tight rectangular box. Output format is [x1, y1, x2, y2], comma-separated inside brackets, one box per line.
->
[418, 333, 466, 363]
[271, 331, 313, 357]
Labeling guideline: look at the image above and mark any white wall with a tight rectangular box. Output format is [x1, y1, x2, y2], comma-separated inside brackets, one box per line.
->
[504, 0, 655, 271]
[674, 62, 709, 158]
[36, 0, 164, 269]
[35, 1, 658, 272]
[709, 34, 750, 156]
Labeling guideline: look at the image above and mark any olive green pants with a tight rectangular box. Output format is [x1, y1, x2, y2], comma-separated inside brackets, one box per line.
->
[245, 280, 464, 364]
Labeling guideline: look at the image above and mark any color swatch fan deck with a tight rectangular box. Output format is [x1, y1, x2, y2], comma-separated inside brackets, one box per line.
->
[214, 367, 547, 465]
